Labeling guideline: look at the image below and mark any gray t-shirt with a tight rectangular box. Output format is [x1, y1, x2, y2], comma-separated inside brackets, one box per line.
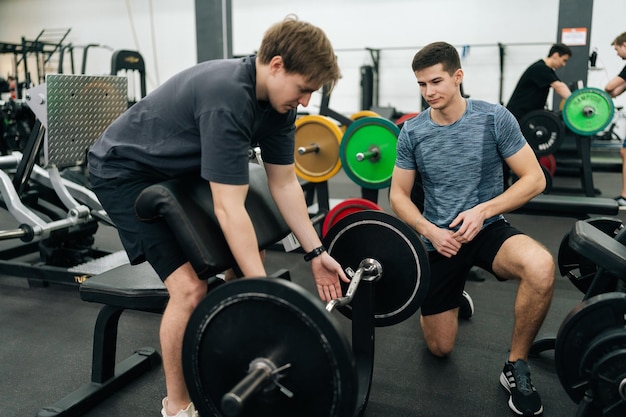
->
[395, 99, 526, 249]
[88, 55, 295, 184]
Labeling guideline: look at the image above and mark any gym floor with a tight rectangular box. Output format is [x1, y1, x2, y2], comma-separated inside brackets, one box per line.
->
[1, 151, 624, 417]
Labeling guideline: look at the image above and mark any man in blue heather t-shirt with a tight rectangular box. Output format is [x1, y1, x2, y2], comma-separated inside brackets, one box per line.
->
[390, 42, 555, 417]
[88, 16, 349, 417]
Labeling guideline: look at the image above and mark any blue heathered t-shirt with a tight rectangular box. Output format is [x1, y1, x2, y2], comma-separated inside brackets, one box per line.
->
[88, 55, 295, 185]
[395, 99, 527, 250]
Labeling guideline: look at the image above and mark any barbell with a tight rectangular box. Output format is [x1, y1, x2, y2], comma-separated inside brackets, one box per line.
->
[181, 210, 430, 417]
[294, 113, 399, 189]
[519, 87, 615, 156]
[562, 87, 615, 137]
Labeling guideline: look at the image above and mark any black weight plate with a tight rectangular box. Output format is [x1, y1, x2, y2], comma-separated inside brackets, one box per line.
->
[555, 292, 626, 403]
[580, 328, 626, 378]
[322, 210, 430, 327]
[183, 278, 357, 417]
[519, 110, 565, 156]
[558, 218, 623, 294]
[590, 348, 626, 416]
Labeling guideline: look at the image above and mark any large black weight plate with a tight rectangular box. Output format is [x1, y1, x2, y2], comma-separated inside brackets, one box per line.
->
[555, 292, 626, 404]
[519, 110, 565, 156]
[590, 348, 626, 416]
[182, 278, 357, 417]
[558, 218, 623, 294]
[322, 210, 430, 327]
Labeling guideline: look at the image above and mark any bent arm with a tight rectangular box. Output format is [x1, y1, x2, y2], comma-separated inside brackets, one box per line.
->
[605, 75, 626, 98]
[474, 144, 545, 218]
[390, 167, 425, 233]
[389, 167, 462, 257]
[551, 80, 572, 101]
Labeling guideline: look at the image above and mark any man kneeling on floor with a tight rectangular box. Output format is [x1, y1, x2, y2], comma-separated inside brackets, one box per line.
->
[389, 41, 556, 416]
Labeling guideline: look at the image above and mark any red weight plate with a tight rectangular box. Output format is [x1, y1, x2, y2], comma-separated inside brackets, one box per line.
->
[322, 198, 383, 237]
[539, 154, 557, 176]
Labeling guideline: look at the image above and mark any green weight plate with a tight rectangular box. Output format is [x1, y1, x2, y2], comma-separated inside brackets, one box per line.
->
[340, 117, 399, 189]
[562, 87, 615, 136]
[183, 278, 357, 417]
[555, 292, 626, 404]
[323, 210, 430, 327]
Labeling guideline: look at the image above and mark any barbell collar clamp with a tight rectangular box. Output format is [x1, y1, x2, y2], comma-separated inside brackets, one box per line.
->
[325, 258, 382, 313]
[582, 106, 595, 117]
[620, 378, 626, 401]
[355, 147, 380, 162]
[297, 143, 320, 155]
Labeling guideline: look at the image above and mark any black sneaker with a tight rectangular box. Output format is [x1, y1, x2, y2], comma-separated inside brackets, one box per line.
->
[458, 290, 474, 319]
[500, 360, 543, 416]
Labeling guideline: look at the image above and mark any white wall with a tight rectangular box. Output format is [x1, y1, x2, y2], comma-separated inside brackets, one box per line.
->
[1, 0, 625, 134]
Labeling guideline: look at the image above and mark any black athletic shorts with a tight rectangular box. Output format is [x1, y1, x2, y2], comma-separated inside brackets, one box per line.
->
[420, 219, 523, 316]
[90, 174, 189, 281]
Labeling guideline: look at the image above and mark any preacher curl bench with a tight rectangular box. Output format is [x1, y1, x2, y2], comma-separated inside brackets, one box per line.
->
[37, 163, 292, 417]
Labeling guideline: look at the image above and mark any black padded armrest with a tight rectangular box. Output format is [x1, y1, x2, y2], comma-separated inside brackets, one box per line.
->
[134, 163, 290, 279]
[80, 262, 168, 311]
[514, 194, 618, 218]
[569, 220, 626, 276]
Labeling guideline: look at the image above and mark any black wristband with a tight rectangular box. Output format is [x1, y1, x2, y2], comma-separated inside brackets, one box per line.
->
[304, 245, 326, 262]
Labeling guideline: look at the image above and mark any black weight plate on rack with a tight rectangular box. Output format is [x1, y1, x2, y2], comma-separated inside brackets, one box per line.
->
[555, 292, 626, 403]
[323, 210, 430, 327]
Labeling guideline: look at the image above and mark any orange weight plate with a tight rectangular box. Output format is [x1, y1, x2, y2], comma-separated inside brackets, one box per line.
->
[294, 115, 342, 183]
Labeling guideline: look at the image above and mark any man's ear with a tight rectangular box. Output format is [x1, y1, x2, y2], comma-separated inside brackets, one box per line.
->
[268, 56, 284, 74]
[454, 68, 464, 85]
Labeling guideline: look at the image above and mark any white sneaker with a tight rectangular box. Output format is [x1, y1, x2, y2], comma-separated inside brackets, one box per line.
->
[161, 397, 199, 417]
[458, 290, 475, 320]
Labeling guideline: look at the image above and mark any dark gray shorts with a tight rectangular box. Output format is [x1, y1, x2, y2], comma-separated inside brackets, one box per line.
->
[90, 174, 190, 281]
[421, 219, 523, 316]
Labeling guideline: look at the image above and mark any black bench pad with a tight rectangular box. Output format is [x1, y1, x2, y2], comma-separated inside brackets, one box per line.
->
[80, 262, 167, 311]
[569, 220, 626, 276]
[134, 163, 291, 279]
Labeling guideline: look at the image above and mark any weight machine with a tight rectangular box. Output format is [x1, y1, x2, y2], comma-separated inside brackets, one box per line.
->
[0, 74, 129, 285]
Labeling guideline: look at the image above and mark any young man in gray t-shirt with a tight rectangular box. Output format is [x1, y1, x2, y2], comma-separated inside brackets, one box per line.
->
[390, 41, 555, 417]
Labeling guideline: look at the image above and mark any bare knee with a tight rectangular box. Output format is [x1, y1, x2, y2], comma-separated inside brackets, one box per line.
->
[425, 337, 455, 357]
[164, 263, 208, 309]
[420, 311, 458, 357]
[521, 248, 555, 294]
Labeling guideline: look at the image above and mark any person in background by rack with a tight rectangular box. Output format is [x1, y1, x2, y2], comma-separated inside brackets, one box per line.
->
[604, 31, 626, 206]
[506, 43, 573, 122]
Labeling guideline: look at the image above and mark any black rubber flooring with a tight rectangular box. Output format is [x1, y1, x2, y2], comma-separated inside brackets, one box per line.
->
[1, 165, 625, 417]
